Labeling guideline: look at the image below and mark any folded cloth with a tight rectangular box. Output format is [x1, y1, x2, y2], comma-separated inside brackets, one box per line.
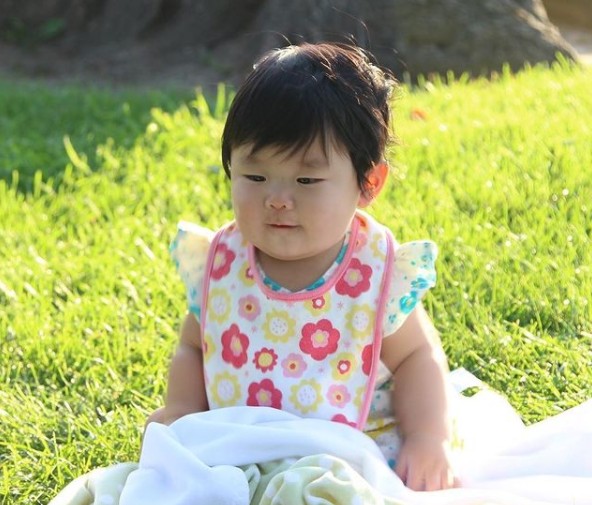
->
[50, 370, 592, 505]
[48, 463, 137, 505]
[119, 403, 592, 505]
[120, 407, 408, 505]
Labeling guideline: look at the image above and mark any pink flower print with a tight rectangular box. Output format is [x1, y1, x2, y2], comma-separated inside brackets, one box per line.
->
[221, 324, 249, 369]
[238, 295, 261, 321]
[331, 414, 356, 427]
[327, 384, 351, 408]
[300, 319, 340, 361]
[253, 347, 278, 372]
[247, 378, 282, 409]
[211, 243, 236, 280]
[361, 344, 374, 376]
[281, 353, 307, 378]
[336, 258, 372, 298]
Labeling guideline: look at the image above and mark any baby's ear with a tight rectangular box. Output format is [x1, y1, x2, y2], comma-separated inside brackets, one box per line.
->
[358, 162, 389, 208]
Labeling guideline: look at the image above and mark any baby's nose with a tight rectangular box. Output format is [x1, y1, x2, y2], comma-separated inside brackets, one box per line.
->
[265, 185, 294, 210]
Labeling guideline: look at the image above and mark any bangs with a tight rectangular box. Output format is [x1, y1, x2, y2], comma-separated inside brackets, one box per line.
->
[245, 75, 329, 157]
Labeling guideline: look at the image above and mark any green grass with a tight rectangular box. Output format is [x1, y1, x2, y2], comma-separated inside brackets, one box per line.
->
[1, 62, 591, 503]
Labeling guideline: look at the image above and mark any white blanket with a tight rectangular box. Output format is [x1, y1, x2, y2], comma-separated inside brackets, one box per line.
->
[119, 389, 592, 505]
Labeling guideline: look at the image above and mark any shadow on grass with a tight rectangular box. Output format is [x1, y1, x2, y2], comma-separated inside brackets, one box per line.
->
[0, 80, 196, 193]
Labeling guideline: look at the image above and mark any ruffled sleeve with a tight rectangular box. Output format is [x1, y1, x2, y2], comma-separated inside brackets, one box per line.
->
[169, 221, 215, 321]
[382, 240, 438, 336]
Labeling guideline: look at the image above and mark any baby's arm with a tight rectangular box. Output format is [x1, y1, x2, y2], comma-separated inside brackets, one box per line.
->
[146, 312, 208, 426]
[380, 303, 457, 491]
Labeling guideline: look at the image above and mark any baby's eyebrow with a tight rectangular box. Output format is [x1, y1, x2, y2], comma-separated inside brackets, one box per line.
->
[231, 150, 259, 167]
[301, 157, 329, 169]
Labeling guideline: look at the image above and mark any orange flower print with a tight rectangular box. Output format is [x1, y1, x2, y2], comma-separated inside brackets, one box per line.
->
[211, 243, 236, 280]
[331, 413, 356, 427]
[299, 319, 340, 361]
[253, 347, 278, 372]
[247, 378, 282, 409]
[327, 384, 351, 408]
[238, 294, 261, 321]
[335, 258, 372, 298]
[221, 324, 249, 369]
[281, 353, 307, 378]
[361, 343, 374, 376]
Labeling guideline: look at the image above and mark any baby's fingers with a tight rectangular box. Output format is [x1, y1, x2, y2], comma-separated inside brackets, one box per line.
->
[395, 460, 430, 491]
[405, 469, 441, 492]
[396, 462, 458, 491]
[433, 467, 461, 491]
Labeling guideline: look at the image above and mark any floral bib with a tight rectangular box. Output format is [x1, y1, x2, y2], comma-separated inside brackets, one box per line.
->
[200, 212, 395, 429]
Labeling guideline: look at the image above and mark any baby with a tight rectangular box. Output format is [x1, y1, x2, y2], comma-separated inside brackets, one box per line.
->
[148, 42, 457, 491]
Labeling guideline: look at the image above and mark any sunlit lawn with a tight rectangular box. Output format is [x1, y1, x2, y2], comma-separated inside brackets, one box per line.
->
[1, 61, 591, 503]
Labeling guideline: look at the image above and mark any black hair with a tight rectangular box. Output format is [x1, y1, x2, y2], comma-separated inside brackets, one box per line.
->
[221, 42, 396, 189]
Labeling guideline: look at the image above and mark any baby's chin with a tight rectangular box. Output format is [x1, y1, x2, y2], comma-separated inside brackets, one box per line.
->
[255, 247, 313, 263]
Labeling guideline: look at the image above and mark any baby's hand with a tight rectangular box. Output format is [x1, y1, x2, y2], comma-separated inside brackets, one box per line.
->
[145, 406, 185, 428]
[394, 434, 459, 491]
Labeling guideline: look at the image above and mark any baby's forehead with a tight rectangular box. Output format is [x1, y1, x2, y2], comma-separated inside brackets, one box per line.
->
[231, 136, 347, 165]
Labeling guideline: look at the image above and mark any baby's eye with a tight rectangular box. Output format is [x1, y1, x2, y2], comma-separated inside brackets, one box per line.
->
[297, 177, 321, 185]
[245, 175, 266, 182]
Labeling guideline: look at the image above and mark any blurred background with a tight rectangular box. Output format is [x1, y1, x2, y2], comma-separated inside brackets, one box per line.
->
[0, 0, 590, 89]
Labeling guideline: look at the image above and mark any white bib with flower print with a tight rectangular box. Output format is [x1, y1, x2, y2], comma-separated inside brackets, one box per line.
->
[200, 212, 395, 429]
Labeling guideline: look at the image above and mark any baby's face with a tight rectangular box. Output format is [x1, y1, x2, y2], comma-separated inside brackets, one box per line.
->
[229, 138, 363, 279]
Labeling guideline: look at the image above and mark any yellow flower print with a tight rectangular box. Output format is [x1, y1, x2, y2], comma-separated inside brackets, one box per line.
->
[289, 379, 323, 414]
[238, 261, 255, 287]
[304, 293, 332, 317]
[354, 384, 365, 409]
[262, 309, 296, 343]
[201, 331, 216, 362]
[330, 352, 357, 381]
[346, 304, 375, 340]
[208, 288, 231, 323]
[209, 371, 241, 407]
[370, 232, 387, 260]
